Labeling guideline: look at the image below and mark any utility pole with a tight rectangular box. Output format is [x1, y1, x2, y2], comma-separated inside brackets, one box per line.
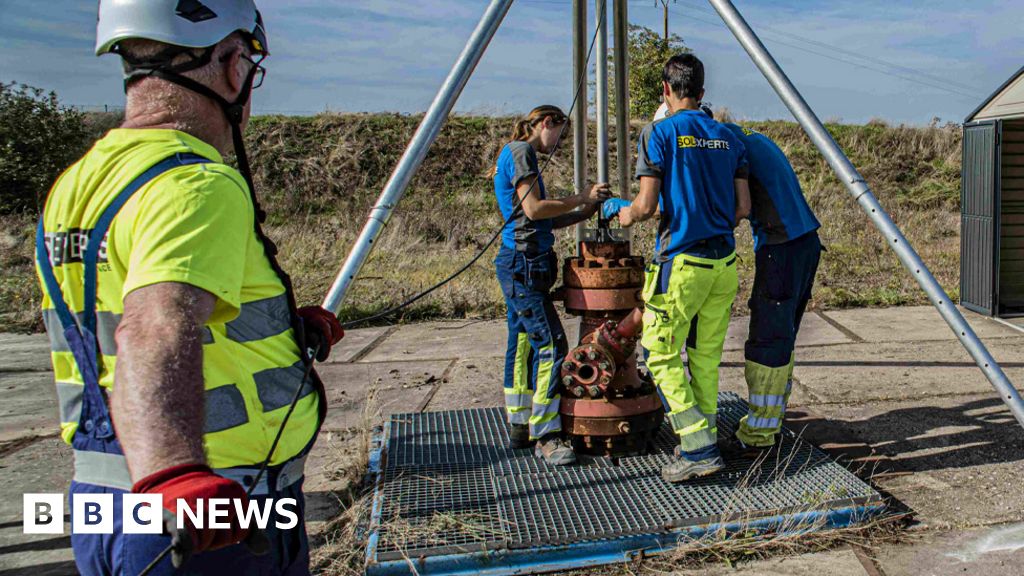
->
[656, 0, 674, 40]
[659, 0, 667, 39]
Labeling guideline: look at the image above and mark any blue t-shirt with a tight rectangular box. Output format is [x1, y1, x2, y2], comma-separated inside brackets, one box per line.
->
[722, 123, 820, 251]
[494, 141, 555, 253]
[636, 109, 749, 262]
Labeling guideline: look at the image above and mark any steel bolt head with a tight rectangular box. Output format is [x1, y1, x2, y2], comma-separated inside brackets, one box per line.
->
[598, 362, 610, 370]
[587, 385, 601, 398]
[563, 375, 575, 386]
[587, 350, 598, 361]
[572, 386, 586, 397]
[564, 362, 576, 372]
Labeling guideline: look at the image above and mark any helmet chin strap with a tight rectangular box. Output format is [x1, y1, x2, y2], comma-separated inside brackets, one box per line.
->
[132, 63, 317, 369]
[140, 64, 264, 222]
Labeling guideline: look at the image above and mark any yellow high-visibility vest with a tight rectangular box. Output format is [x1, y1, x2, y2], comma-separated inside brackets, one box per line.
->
[37, 128, 319, 469]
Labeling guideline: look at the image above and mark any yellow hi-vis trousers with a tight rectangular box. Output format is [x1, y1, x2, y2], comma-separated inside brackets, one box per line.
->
[737, 354, 794, 446]
[641, 253, 738, 454]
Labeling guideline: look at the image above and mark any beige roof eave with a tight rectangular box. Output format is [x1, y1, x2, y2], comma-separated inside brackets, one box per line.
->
[968, 66, 1024, 123]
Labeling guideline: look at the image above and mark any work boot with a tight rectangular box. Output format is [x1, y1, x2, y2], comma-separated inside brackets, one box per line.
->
[508, 424, 533, 449]
[662, 446, 724, 483]
[534, 433, 576, 466]
[718, 433, 775, 459]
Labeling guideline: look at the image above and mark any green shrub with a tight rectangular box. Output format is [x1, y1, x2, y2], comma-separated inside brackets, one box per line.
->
[0, 82, 90, 215]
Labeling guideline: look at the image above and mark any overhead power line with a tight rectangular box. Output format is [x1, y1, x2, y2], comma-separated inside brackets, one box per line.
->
[520, 0, 984, 101]
[669, 0, 981, 95]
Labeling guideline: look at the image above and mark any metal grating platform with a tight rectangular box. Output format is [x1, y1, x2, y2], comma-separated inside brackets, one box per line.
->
[365, 393, 885, 575]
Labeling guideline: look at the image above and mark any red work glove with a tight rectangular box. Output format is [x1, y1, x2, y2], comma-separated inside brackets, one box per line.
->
[297, 306, 344, 362]
[133, 464, 264, 567]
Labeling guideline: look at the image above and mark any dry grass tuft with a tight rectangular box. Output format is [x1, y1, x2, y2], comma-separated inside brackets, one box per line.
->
[624, 437, 911, 574]
[308, 387, 381, 576]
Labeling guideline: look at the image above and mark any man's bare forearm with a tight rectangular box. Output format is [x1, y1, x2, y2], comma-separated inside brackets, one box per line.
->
[113, 283, 216, 481]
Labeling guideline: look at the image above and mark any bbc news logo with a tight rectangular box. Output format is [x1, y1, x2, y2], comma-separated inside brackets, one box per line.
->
[23, 494, 299, 534]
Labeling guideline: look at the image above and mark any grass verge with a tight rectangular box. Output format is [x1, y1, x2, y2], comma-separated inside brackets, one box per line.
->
[0, 115, 963, 333]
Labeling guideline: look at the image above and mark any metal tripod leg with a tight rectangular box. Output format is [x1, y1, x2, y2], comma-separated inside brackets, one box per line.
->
[707, 0, 1024, 429]
[322, 0, 514, 314]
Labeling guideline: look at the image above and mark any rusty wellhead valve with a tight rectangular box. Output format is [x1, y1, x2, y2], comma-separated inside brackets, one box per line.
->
[557, 241, 665, 457]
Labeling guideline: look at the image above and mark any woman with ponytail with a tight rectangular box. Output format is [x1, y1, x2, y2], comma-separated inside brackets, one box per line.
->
[493, 105, 611, 465]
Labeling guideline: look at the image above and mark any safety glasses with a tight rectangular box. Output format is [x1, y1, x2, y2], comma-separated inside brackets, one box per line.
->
[242, 54, 267, 90]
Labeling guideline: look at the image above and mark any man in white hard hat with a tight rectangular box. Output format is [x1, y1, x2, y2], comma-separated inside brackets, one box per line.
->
[35, 1, 343, 574]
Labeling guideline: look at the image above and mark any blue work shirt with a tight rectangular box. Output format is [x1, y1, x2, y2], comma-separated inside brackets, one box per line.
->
[494, 141, 555, 254]
[636, 109, 749, 262]
[722, 123, 820, 251]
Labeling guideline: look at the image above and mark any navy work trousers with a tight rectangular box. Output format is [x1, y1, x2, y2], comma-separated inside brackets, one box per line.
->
[745, 230, 822, 368]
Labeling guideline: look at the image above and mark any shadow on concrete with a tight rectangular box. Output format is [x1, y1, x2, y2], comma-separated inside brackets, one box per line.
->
[722, 361, 1024, 368]
[0, 536, 71, 556]
[0, 561, 77, 576]
[825, 397, 1024, 472]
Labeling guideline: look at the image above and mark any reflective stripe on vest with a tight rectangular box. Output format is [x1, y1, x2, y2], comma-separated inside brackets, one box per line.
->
[72, 449, 307, 495]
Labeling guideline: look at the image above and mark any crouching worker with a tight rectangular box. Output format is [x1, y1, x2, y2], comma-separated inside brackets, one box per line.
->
[718, 121, 822, 456]
[35, 1, 344, 574]
[617, 55, 750, 483]
[492, 105, 611, 465]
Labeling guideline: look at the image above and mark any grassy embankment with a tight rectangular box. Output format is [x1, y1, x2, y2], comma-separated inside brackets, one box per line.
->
[0, 114, 962, 332]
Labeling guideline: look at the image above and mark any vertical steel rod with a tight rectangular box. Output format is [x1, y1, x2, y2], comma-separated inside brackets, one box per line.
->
[613, 0, 631, 201]
[707, 0, 1024, 428]
[594, 0, 610, 191]
[322, 0, 514, 314]
[573, 0, 589, 248]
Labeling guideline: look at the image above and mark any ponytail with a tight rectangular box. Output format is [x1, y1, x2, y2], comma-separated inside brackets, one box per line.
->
[511, 118, 534, 142]
[489, 105, 568, 179]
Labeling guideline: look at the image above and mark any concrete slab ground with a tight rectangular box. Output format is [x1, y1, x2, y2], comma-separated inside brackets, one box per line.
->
[995, 315, 1024, 333]
[0, 371, 60, 444]
[877, 524, 1024, 576]
[1, 305, 1023, 575]
[723, 311, 854, 351]
[812, 394, 1024, 529]
[821, 306, 1020, 343]
[322, 326, 392, 364]
[0, 438, 73, 575]
[0, 333, 53, 373]
[792, 339, 1024, 404]
[699, 549, 867, 576]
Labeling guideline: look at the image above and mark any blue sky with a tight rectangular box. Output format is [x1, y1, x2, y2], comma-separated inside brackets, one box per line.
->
[1, 0, 1021, 124]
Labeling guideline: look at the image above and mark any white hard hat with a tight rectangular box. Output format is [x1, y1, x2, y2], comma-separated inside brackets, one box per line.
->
[96, 0, 268, 57]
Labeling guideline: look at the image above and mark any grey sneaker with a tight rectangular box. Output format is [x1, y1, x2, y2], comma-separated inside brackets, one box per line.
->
[535, 434, 576, 465]
[509, 424, 533, 449]
[662, 449, 725, 483]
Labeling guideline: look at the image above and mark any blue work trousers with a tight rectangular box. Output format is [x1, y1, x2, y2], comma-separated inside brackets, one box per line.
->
[745, 230, 822, 368]
[494, 246, 568, 440]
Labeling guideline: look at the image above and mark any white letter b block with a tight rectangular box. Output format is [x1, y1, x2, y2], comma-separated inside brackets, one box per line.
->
[24, 494, 63, 534]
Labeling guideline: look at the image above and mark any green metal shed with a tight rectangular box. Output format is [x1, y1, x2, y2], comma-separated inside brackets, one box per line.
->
[961, 66, 1024, 316]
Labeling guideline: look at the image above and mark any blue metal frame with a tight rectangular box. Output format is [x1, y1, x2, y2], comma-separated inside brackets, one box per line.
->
[364, 420, 391, 568]
[362, 423, 884, 576]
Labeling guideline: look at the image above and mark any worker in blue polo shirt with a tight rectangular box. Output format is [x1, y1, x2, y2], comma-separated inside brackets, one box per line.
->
[717, 121, 822, 455]
[614, 54, 751, 483]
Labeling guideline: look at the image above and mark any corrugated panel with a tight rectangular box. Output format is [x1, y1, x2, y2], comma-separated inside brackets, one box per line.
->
[961, 122, 999, 315]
